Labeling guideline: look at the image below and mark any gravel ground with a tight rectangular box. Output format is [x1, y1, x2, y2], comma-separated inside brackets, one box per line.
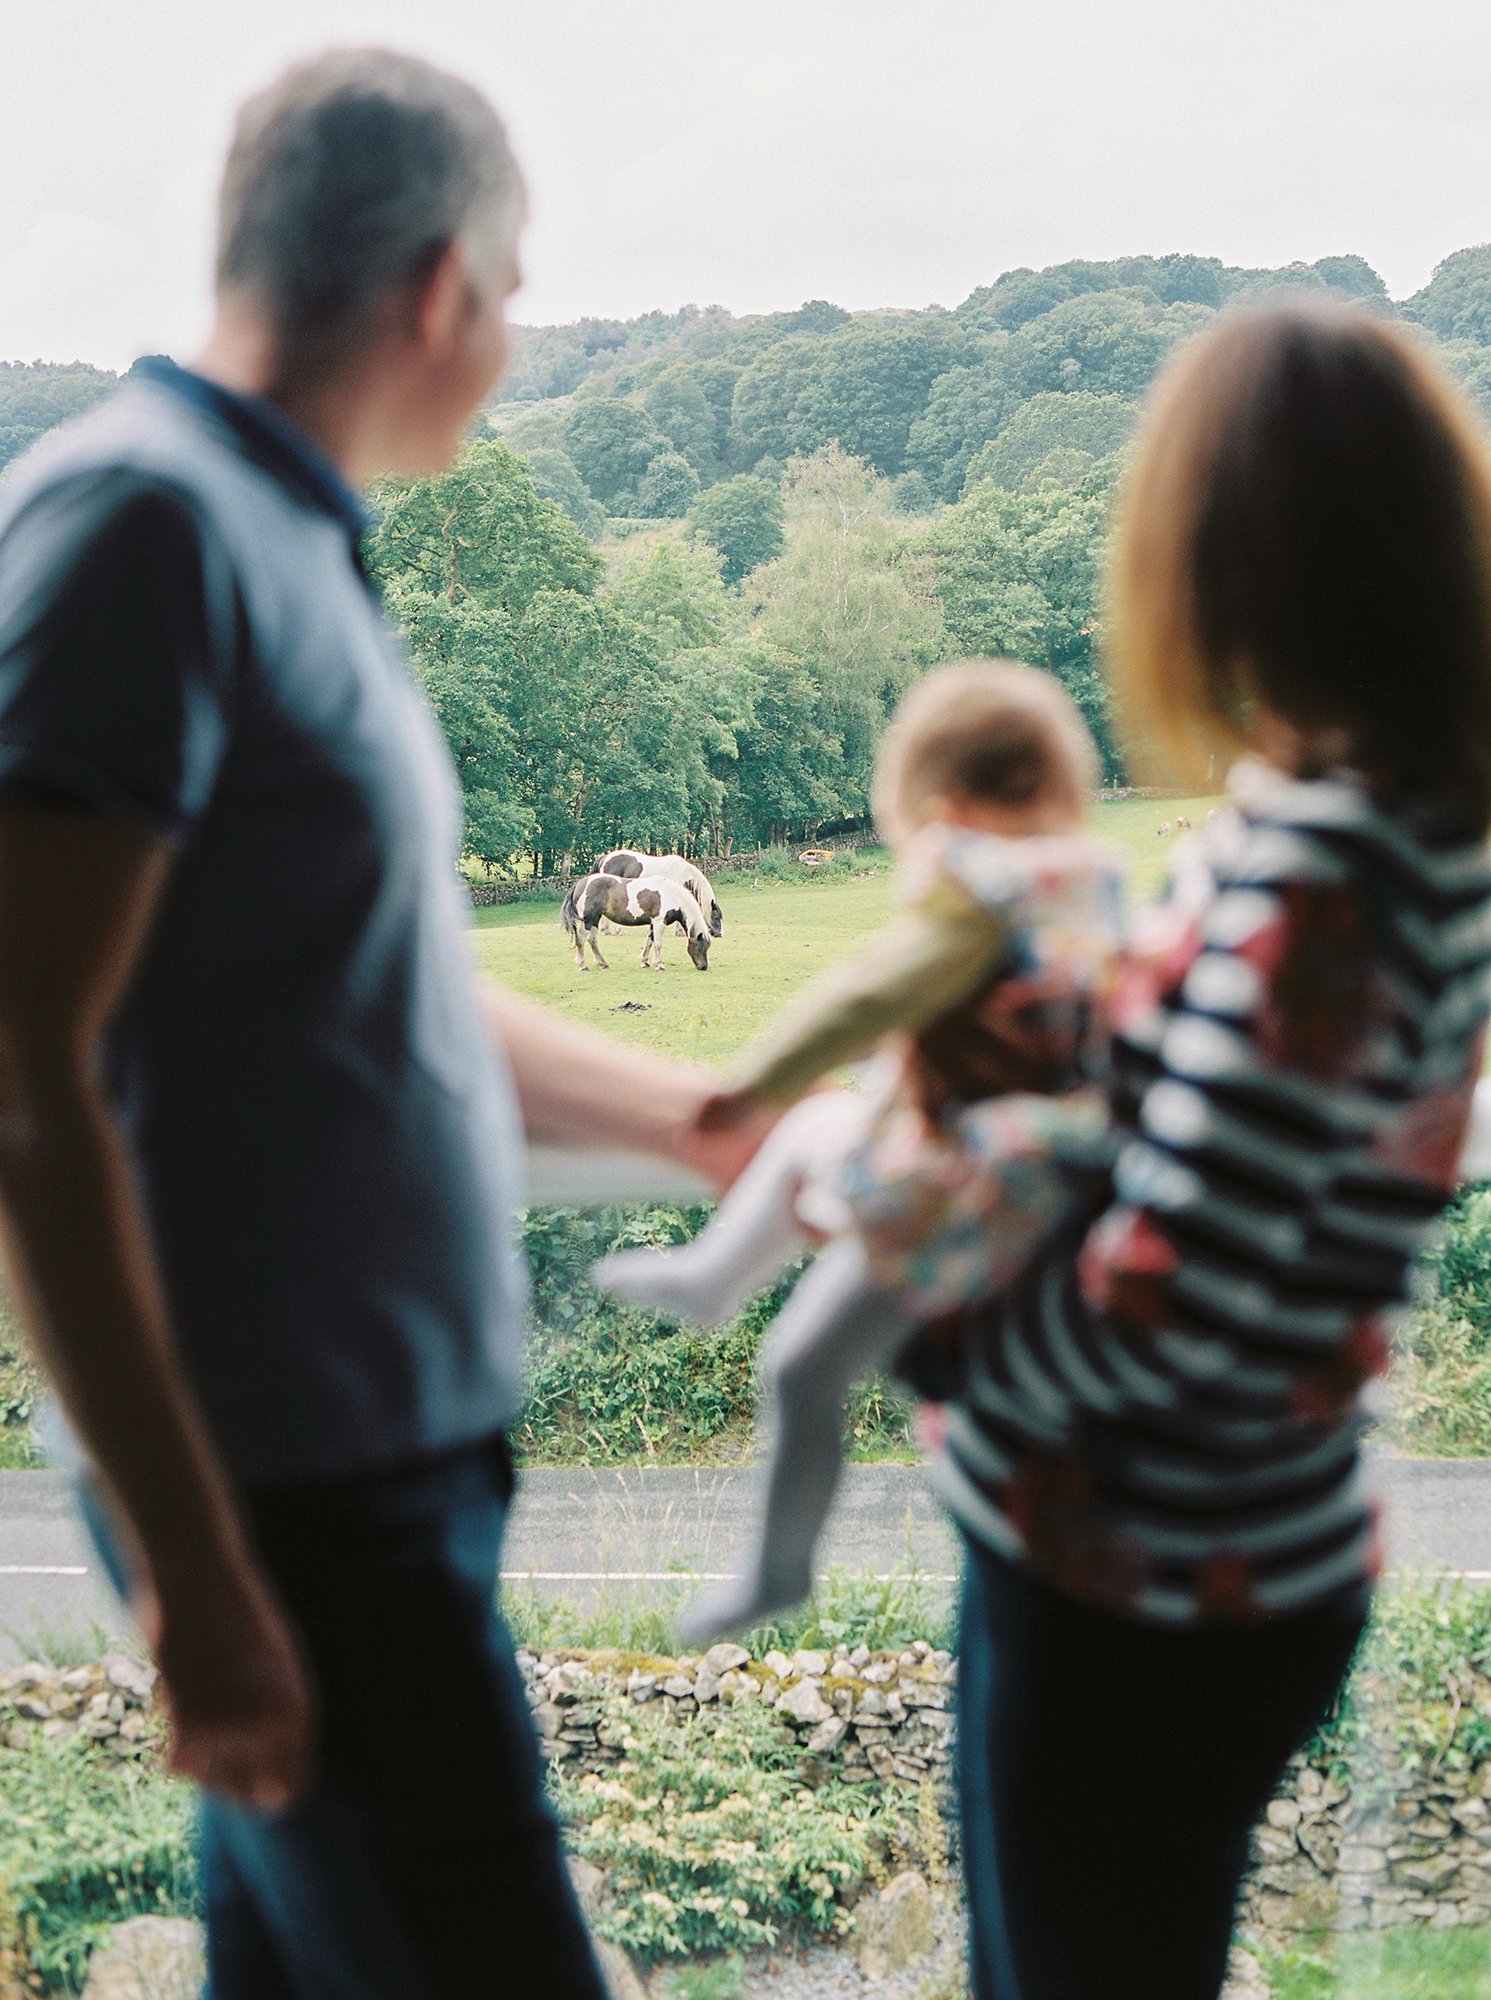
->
[733, 1932, 967, 2000]
[645, 1928, 1268, 1999]
[646, 1906, 968, 2000]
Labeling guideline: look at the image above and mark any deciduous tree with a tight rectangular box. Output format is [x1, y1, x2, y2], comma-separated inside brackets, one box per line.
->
[687, 476, 785, 585]
[563, 398, 669, 510]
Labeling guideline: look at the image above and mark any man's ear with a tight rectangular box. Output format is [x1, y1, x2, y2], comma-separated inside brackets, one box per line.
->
[411, 242, 472, 360]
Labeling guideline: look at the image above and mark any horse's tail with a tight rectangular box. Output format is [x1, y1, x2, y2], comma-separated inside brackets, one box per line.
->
[560, 882, 580, 935]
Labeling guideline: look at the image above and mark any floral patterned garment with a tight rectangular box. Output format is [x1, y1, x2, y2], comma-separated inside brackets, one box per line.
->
[928, 762, 1491, 1623]
[811, 825, 1126, 1317]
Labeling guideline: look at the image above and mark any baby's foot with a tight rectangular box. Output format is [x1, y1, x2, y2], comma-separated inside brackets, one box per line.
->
[677, 1568, 813, 1649]
[591, 1248, 745, 1329]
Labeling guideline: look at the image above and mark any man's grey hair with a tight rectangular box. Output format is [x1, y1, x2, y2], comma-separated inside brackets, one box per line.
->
[217, 48, 524, 353]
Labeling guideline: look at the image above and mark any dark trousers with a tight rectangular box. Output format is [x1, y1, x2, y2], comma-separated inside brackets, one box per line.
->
[955, 1535, 1367, 2000]
[85, 1438, 606, 2000]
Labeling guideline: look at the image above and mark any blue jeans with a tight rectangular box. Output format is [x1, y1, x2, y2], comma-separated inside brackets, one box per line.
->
[84, 1438, 606, 2000]
[955, 1535, 1367, 2000]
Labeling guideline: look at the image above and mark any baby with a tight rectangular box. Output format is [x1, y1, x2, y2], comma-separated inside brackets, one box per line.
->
[595, 660, 1126, 1642]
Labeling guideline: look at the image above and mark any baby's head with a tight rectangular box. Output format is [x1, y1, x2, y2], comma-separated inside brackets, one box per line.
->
[872, 658, 1099, 849]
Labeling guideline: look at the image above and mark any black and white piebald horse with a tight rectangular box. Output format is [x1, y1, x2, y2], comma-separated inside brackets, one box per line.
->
[561, 873, 712, 972]
[597, 850, 724, 938]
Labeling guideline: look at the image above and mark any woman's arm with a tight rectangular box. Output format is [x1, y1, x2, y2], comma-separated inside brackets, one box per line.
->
[0, 808, 311, 1807]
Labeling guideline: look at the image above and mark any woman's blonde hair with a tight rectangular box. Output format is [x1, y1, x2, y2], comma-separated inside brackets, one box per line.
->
[1108, 299, 1491, 832]
[873, 658, 1099, 845]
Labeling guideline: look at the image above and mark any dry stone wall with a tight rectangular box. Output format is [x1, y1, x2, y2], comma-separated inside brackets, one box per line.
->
[7, 1646, 1491, 1946]
[0, 1655, 158, 1752]
[522, 1637, 956, 1791]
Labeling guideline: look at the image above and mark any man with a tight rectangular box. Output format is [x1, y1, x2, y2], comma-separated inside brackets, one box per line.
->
[0, 49, 756, 1997]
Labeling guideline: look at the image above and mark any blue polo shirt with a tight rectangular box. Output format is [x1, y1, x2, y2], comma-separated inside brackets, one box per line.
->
[0, 360, 529, 1483]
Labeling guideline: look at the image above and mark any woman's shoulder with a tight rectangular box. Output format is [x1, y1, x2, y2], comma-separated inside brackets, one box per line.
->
[1138, 761, 1491, 1086]
[1224, 757, 1491, 905]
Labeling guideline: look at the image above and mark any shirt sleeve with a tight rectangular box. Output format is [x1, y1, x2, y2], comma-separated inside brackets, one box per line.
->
[733, 906, 1008, 1106]
[0, 470, 236, 831]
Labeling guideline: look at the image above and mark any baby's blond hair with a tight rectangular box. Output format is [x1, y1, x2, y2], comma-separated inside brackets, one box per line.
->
[872, 659, 1099, 846]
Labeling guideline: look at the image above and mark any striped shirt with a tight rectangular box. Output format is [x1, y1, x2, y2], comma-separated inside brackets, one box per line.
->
[929, 759, 1491, 1623]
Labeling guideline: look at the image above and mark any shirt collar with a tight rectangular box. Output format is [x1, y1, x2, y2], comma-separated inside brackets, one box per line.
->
[133, 356, 371, 541]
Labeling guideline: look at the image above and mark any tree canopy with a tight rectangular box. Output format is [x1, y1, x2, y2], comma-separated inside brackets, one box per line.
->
[20, 242, 1491, 876]
[687, 476, 785, 585]
[0, 360, 116, 470]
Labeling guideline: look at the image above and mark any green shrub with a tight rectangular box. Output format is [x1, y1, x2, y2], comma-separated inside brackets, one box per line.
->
[0, 1291, 41, 1470]
[1308, 1575, 1491, 1784]
[517, 1205, 912, 1466]
[1378, 1189, 1491, 1457]
[1430, 1187, 1491, 1330]
[551, 1692, 907, 1960]
[0, 1735, 196, 1992]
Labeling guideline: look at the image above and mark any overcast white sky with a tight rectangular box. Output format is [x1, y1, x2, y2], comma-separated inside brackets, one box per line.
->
[6, 1, 1491, 371]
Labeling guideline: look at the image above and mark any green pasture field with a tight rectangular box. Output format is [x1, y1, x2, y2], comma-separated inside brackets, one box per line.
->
[471, 795, 1219, 1069]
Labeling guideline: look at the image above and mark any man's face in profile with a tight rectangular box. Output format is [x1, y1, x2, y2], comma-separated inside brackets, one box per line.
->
[403, 240, 523, 475]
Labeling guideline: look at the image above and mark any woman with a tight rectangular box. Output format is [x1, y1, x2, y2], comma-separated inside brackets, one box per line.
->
[928, 302, 1491, 1997]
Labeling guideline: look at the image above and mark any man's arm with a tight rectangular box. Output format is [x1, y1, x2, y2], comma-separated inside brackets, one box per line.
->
[479, 983, 772, 1189]
[0, 808, 311, 1807]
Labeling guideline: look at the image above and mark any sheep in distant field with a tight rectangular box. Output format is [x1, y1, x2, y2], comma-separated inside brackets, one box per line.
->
[1175, 814, 1191, 830]
[1206, 808, 1219, 823]
[1157, 821, 1173, 837]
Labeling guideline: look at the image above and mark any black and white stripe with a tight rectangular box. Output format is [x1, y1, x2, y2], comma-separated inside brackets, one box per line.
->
[931, 762, 1491, 1622]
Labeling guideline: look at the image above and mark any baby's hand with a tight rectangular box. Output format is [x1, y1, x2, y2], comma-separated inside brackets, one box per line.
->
[695, 1088, 762, 1135]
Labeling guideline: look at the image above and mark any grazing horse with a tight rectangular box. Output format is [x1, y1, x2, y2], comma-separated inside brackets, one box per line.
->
[597, 849, 724, 937]
[561, 874, 712, 972]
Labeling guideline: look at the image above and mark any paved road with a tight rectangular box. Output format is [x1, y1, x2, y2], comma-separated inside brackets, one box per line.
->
[4, 1457, 1491, 1664]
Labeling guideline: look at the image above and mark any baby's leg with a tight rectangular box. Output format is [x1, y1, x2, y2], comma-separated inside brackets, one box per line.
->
[593, 1093, 869, 1328]
[678, 1239, 911, 1645]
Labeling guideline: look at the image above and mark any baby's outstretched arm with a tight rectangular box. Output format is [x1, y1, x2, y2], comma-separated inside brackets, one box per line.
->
[734, 905, 1007, 1109]
[678, 1237, 913, 1644]
[593, 1092, 871, 1328]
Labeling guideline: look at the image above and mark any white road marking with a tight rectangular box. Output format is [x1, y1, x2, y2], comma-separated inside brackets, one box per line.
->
[502, 1570, 729, 1583]
[499, 1570, 960, 1584]
[0, 1560, 1479, 1592]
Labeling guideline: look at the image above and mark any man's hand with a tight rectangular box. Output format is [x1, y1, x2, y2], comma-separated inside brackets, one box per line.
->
[133, 1564, 314, 1810]
[675, 1089, 776, 1192]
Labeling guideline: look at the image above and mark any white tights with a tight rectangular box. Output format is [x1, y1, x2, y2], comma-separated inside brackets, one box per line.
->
[592, 1094, 912, 1641]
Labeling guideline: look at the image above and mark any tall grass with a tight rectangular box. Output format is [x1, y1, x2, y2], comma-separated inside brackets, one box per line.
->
[504, 1563, 955, 1659]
